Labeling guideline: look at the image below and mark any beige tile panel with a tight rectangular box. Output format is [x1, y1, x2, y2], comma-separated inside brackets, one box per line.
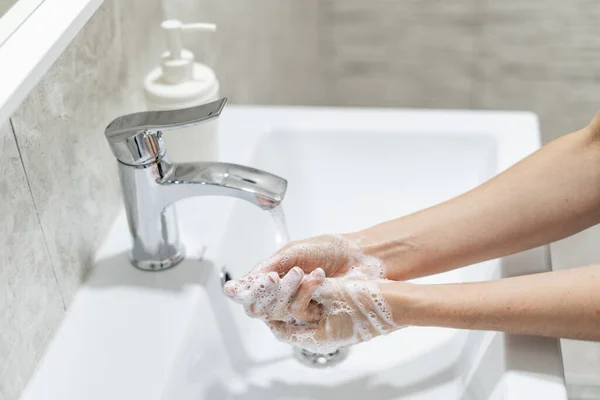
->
[0, 121, 65, 400]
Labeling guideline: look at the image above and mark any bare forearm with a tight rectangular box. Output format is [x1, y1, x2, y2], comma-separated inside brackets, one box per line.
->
[350, 119, 600, 280]
[382, 265, 600, 340]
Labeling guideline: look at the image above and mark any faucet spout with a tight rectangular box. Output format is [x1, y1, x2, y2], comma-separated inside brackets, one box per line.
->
[163, 162, 287, 209]
[105, 98, 288, 271]
[117, 158, 287, 271]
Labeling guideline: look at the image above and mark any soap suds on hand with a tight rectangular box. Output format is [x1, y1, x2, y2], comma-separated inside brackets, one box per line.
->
[224, 236, 400, 353]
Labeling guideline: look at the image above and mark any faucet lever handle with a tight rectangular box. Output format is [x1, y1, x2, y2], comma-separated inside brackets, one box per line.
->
[105, 98, 227, 166]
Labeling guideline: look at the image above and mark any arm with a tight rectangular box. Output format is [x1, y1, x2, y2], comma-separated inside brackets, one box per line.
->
[382, 264, 600, 340]
[350, 114, 600, 280]
[225, 112, 600, 345]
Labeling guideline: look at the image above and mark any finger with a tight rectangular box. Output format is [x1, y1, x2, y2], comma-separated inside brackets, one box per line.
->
[252, 249, 298, 275]
[267, 321, 294, 342]
[315, 278, 346, 301]
[268, 321, 307, 342]
[223, 278, 253, 303]
[289, 268, 326, 322]
[268, 267, 304, 320]
[224, 272, 279, 306]
[242, 276, 277, 317]
[244, 303, 265, 318]
[268, 321, 319, 352]
[240, 273, 281, 317]
[223, 281, 236, 297]
[267, 271, 280, 283]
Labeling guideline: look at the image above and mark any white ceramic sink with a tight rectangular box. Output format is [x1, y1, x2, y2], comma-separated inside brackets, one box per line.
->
[22, 106, 567, 400]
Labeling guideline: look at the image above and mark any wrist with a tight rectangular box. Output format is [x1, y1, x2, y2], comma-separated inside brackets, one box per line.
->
[379, 281, 435, 326]
[345, 224, 425, 280]
[379, 281, 469, 328]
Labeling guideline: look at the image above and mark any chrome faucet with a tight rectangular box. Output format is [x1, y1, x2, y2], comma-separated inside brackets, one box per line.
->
[105, 98, 287, 271]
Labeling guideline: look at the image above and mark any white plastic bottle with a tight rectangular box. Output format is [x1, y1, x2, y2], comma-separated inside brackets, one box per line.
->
[144, 19, 220, 162]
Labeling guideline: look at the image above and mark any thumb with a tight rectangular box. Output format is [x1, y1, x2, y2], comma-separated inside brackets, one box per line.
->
[288, 268, 326, 322]
[252, 247, 298, 276]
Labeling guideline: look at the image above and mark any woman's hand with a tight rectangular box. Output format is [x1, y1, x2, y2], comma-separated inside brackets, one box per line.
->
[267, 277, 400, 354]
[224, 265, 326, 322]
[223, 235, 402, 352]
[252, 234, 386, 279]
[223, 235, 387, 322]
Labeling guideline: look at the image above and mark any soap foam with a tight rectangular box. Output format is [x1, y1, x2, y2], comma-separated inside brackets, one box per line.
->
[296, 278, 397, 354]
[224, 235, 399, 353]
[225, 267, 304, 323]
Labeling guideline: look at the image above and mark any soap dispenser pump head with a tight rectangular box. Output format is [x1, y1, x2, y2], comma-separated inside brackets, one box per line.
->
[160, 19, 216, 84]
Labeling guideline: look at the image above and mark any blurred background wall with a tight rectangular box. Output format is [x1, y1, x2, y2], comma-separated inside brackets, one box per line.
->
[167, 0, 600, 143]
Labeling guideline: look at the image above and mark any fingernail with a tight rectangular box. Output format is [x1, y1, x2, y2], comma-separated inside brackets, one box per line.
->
[223, 281, 236, 296]
[267, 271, 280, 283]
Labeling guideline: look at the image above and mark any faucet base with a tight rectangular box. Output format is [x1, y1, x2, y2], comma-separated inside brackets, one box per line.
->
[130, 250, 185, 272]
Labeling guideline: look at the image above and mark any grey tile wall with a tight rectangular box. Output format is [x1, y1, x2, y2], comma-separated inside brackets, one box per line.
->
[9, 0, 164, 306]
[326, 0, 600, 142]
[0, 1, 15, 15]
[324, 0, 477, 108]
[0, 0, 165, 397]
[476, 0, 600, 81]
[474, 0, 600, 142]
[472, 78, 600, 142]
[0, 121, 65, 399]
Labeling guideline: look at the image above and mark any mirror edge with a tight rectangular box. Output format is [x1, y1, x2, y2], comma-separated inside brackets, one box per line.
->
[0, 0, 45, 47]
[0, 0, 103, 125]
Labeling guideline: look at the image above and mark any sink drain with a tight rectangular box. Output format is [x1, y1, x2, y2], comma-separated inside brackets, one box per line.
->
[293, 347, 349, 368]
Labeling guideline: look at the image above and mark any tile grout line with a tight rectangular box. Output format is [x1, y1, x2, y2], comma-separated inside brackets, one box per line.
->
[9, 117, 67, 311]
[321, 0, 338, 106]
[317, 0, 327, 105]
[468, 0, 484, 110]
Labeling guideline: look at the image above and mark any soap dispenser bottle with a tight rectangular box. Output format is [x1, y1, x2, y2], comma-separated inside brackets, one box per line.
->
[144, 19, 220, 162]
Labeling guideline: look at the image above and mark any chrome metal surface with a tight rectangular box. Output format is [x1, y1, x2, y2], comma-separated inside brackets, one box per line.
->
[105, 98, 227, 166]
[105, 98, 287, 270]
[219, 267, 232, 288]
[293, 347, 349, 368]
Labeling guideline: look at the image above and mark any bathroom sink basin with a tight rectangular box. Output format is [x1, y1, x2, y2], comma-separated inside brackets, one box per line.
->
[22, 106, 567, 400]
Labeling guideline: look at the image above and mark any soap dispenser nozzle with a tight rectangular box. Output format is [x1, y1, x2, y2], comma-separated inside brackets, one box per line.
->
[159, 19, 216, 84]
[162, 19, 216, 60]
